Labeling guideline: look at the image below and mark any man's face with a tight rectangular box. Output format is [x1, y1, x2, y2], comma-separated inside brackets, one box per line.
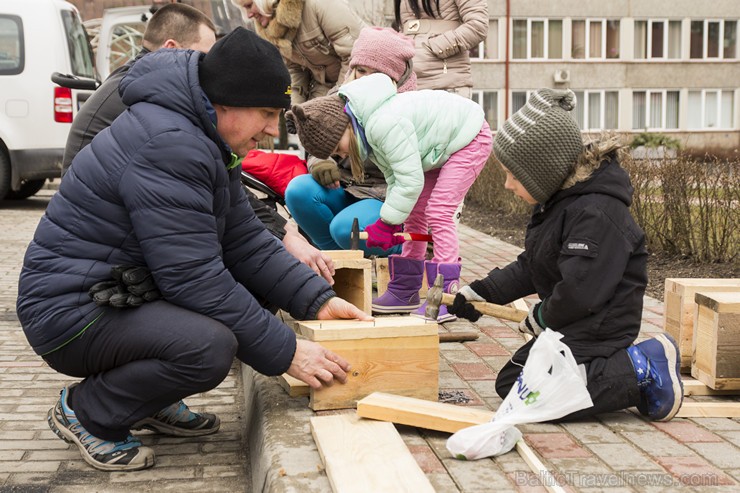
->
[214, 106, 281, 157]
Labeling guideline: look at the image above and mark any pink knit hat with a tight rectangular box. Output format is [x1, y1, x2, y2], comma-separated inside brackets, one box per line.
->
[350, 27, 417, 92]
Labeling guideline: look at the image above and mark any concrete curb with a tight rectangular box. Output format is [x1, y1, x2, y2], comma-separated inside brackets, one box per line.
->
[242, 364, 333, 492]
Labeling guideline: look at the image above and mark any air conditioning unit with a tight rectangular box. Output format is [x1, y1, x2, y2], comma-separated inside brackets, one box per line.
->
[553, 69, 570, 83]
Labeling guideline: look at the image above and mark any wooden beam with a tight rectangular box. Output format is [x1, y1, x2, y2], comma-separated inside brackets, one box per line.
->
[676, 401, 740, 418]
[356, 392, 566, 493]
[310, 413, 435, 493]
[278, 373, 309, 397]
[357, 391, 492, 433]
[682, 377, 740, 396]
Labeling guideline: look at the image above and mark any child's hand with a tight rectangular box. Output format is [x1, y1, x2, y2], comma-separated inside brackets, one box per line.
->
[310, 159, 341, 188]
[363, 219, 404, 250]
[448, 285, 485, 322]
[519, 301, 546, 337]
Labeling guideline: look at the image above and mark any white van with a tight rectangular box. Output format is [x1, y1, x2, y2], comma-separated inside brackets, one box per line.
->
[0, 0, 95, 200]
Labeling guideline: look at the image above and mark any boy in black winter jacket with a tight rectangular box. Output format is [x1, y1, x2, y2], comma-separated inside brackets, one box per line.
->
[450, 88, 683, 422]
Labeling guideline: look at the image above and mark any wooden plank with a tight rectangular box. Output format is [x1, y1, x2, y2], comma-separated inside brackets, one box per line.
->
[324, 249, 364, 261]
[310, 413, 434, 493]
[375, 257, 390, 296]
[676, 401, 740, 418]
[682, 377, 740, 396]
[357, 392, 493, 433]
[278, 373, 309, 397]
[516, 441, 568, 493]
[692, 291, 740, 390]
[356, 392, 565, 493]
[309, 335, 439, 410]
[664, 278, 740, 371]
[297, 317, 437, 342]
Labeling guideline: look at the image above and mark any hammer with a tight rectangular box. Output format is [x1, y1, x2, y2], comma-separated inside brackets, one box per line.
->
[425, 274, 528, 322]
[349, 218, 432, 250]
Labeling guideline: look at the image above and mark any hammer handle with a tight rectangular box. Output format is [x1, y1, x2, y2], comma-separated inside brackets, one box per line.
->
[440, 293, 527, 322]
[358, 232, 433, 242]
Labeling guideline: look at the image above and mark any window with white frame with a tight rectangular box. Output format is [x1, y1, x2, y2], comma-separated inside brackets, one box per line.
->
[632, 90, 680, 130]
[634, 20, 681, 59]
[511, 91, 532, 114]
[571, 91, 619, 130]
[688, 90, 735, 129]
[572, 20, 620, 59]
[512, 19, 563, 59]
[470, 20, 498, 60]
[471, 90, 498, 130]
[690, 19, 738, 59]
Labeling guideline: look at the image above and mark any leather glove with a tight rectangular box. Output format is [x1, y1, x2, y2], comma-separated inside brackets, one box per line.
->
[519, 301, 546, 337]
[448, 285, 485, 322]
[310, 159, 341, 187]
[90, 265, 161, 308]
[363, 219, 404, 251]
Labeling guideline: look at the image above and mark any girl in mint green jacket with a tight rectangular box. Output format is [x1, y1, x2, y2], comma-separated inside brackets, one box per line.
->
[287, 73, 492, 321]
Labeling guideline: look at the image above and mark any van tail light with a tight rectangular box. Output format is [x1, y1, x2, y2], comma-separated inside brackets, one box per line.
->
[54, 86, 73, 123]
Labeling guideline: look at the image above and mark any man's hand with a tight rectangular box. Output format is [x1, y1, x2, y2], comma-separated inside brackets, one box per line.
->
[282, 222, 335, 285]
[287, 339, 350, 389]
[317, 296, 374, 321]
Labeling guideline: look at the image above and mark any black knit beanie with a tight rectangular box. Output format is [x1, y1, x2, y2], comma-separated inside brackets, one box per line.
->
[199, 27, 291, 109]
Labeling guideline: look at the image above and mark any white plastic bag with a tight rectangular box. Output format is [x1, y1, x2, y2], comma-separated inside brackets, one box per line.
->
[446, 329, 593, 460]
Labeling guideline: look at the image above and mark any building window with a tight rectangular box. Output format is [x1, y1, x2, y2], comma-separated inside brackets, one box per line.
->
[572, 91, 619, 130]
[633, 90, 680, 130]
[472, 90, 498, 130]
[512, 19, 562, 59]
[471, 20, 498, 60]
[691, 19, 738, 59]
[688, 90, 735, 129]
[634, 20, 681, 59]
[511, 91, 531, 113]
[572, 20, 620, 59]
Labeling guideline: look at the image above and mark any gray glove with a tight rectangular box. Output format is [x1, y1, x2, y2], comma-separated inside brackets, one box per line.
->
[519, 301, 546, 337]
[310, 159, 340, 187]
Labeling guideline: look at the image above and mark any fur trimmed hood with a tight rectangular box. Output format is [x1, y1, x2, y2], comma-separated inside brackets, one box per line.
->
[255, 0, 304, 58]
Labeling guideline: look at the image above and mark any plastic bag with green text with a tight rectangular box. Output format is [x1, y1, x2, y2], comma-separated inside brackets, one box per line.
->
[446, 329, 593, 460]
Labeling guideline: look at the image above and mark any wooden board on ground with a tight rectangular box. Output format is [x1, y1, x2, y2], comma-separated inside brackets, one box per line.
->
[278, 373, 309, 397]
[357, 391, 492, 433]
[356, 392, 566, 493]
[682, 377, 740, 396]
[691, 291, 740, 390]
[298, 317, 439, 410]
[310, 413, 434, 493]
[663, 278, 740, 371]
[676, 401, 740, 418]
[324, 250, 373, 314]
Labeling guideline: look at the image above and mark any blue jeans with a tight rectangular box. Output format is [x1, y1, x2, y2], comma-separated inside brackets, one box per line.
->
[284, 174, 401, 257]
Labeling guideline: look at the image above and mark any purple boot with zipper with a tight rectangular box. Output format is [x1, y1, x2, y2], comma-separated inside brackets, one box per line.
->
[413, 261, 461, 323]
[371, 255, 424, 314]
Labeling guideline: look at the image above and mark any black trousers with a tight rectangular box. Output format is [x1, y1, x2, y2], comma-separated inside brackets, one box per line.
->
[43, 301, 238, 441]
[495, 338, 642, 421]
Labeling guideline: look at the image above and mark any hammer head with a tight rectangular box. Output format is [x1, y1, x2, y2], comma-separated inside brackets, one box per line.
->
[349, 218, 360, 250]
[424, 273, 444, 320]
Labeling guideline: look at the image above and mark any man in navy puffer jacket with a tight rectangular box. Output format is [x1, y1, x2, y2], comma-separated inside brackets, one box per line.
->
[17, 27, 370, 472]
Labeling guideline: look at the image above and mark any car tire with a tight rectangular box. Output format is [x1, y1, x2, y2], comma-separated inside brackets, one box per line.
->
[0, 151, 11, 200]
[5, 178, 46, 200]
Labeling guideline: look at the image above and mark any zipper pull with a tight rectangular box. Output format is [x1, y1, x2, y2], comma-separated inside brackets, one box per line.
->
[443, 59, 448, 74]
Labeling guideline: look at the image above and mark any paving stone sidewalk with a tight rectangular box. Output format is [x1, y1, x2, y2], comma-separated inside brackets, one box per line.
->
[1, 190, 739, 492]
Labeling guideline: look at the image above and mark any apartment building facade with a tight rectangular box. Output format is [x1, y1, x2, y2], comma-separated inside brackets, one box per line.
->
[383, 0, 740, 152]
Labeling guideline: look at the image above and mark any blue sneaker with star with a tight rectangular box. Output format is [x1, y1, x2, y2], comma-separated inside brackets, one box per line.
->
[627, 333, 684, 421]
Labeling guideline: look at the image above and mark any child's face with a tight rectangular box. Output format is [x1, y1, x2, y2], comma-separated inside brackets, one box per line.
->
[353, 65, 380, 79]
[333, 126, 352, 158]
[501, 164, 538, 205]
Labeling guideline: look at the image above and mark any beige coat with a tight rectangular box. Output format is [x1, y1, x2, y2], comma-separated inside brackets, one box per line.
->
[398, 0, 488, 91]
[255, 0, 365, 105]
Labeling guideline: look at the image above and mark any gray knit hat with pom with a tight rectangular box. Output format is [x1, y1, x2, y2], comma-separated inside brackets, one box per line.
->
[493, 89, 583, 204]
